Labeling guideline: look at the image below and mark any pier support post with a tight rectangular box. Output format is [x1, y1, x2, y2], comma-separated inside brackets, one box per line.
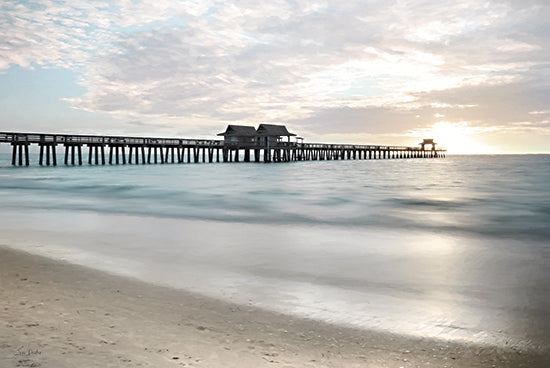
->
[16, 144, 23, 166]
[98, 146, 103, 165]
[18, 144, 23, 166]
[24, 144, 29, 166]
[11, 144, 17, 166]
[25, 144, 30, 166]
[46, 145, 51, 166]
[194, 147, 199, 163]
[208, 147, 214, 163]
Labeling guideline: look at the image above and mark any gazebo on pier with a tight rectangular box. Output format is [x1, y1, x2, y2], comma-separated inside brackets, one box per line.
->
[217, 125, 257, 145]
[217, 124, 297, 147]
[216, 123, 296, 162]
[419, 138, 437, 151]
[256, 124, 296, 146]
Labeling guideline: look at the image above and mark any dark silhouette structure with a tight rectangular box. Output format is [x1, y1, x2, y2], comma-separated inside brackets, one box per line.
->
[1, 127, 445, 166]
[217, 125, 257, 145]
[419, 139, 437, 151]
[256, 124, 296, 146]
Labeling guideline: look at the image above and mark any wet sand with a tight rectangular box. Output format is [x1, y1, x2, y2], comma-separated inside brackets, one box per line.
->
[1, 245, 547, 368]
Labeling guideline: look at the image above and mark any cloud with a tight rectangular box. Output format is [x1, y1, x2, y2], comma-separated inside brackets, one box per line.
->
[1, 0, 549, 147]
[414, 80, 550, 126]
[290, 106, 424, 135]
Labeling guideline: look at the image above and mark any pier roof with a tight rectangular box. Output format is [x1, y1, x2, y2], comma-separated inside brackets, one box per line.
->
[217, 125, 257, 137]
[256, 124, 296, 137]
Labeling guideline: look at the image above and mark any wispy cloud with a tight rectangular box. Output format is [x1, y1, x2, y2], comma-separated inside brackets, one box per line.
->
[1, 0, 549, 151]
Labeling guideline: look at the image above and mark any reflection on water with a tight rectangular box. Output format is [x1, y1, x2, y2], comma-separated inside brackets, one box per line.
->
[0, 154, 549, 351]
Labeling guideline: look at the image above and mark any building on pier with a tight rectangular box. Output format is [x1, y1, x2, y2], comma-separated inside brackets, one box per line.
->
[256, 124, 296, 146]
[217, 124, 297, 147]
[419, 139, 437, 151]
[217, 125, 257, 145]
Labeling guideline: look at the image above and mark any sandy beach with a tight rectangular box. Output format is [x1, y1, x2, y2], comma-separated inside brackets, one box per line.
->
[1, 245, 547, 368]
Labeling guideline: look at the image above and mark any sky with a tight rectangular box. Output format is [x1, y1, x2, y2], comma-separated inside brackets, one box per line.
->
[0, 0, 549, 154]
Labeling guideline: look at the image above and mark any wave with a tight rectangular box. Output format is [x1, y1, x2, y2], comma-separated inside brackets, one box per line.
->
[1, 156, 549, 242]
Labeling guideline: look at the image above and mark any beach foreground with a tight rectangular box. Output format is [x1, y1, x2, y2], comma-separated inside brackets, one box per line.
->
[1, 246, 547, 368]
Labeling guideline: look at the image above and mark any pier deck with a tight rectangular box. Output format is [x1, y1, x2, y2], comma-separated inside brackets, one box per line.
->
[1, 132, 446, 166]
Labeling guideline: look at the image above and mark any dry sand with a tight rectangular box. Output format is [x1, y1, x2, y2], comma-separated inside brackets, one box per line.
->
[1, 245, 548, 368]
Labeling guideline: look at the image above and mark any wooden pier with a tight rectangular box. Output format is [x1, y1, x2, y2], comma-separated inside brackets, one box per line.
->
[0, 130, 445, 167]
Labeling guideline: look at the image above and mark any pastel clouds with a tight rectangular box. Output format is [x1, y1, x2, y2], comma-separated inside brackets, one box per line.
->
[0, 0, 549, 152]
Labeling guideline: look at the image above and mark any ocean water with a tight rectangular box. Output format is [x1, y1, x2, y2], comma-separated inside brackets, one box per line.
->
[0, 153, 548, 351]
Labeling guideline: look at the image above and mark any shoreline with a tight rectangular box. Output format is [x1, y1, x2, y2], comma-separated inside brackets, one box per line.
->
[1, 245, 548, 368]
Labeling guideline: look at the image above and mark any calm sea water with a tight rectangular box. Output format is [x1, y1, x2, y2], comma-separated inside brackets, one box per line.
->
[0, 152, 548, 351]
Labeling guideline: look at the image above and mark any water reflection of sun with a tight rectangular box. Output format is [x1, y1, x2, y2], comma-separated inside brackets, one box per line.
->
[417, 122, 498, 154]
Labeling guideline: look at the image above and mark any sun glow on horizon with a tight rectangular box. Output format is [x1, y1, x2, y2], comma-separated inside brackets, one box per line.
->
[410, 121, 499, 154]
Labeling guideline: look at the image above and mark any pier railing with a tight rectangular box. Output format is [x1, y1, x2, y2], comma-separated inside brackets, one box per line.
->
[0, 132, 224, 147]
[0, 131, 446, 166]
